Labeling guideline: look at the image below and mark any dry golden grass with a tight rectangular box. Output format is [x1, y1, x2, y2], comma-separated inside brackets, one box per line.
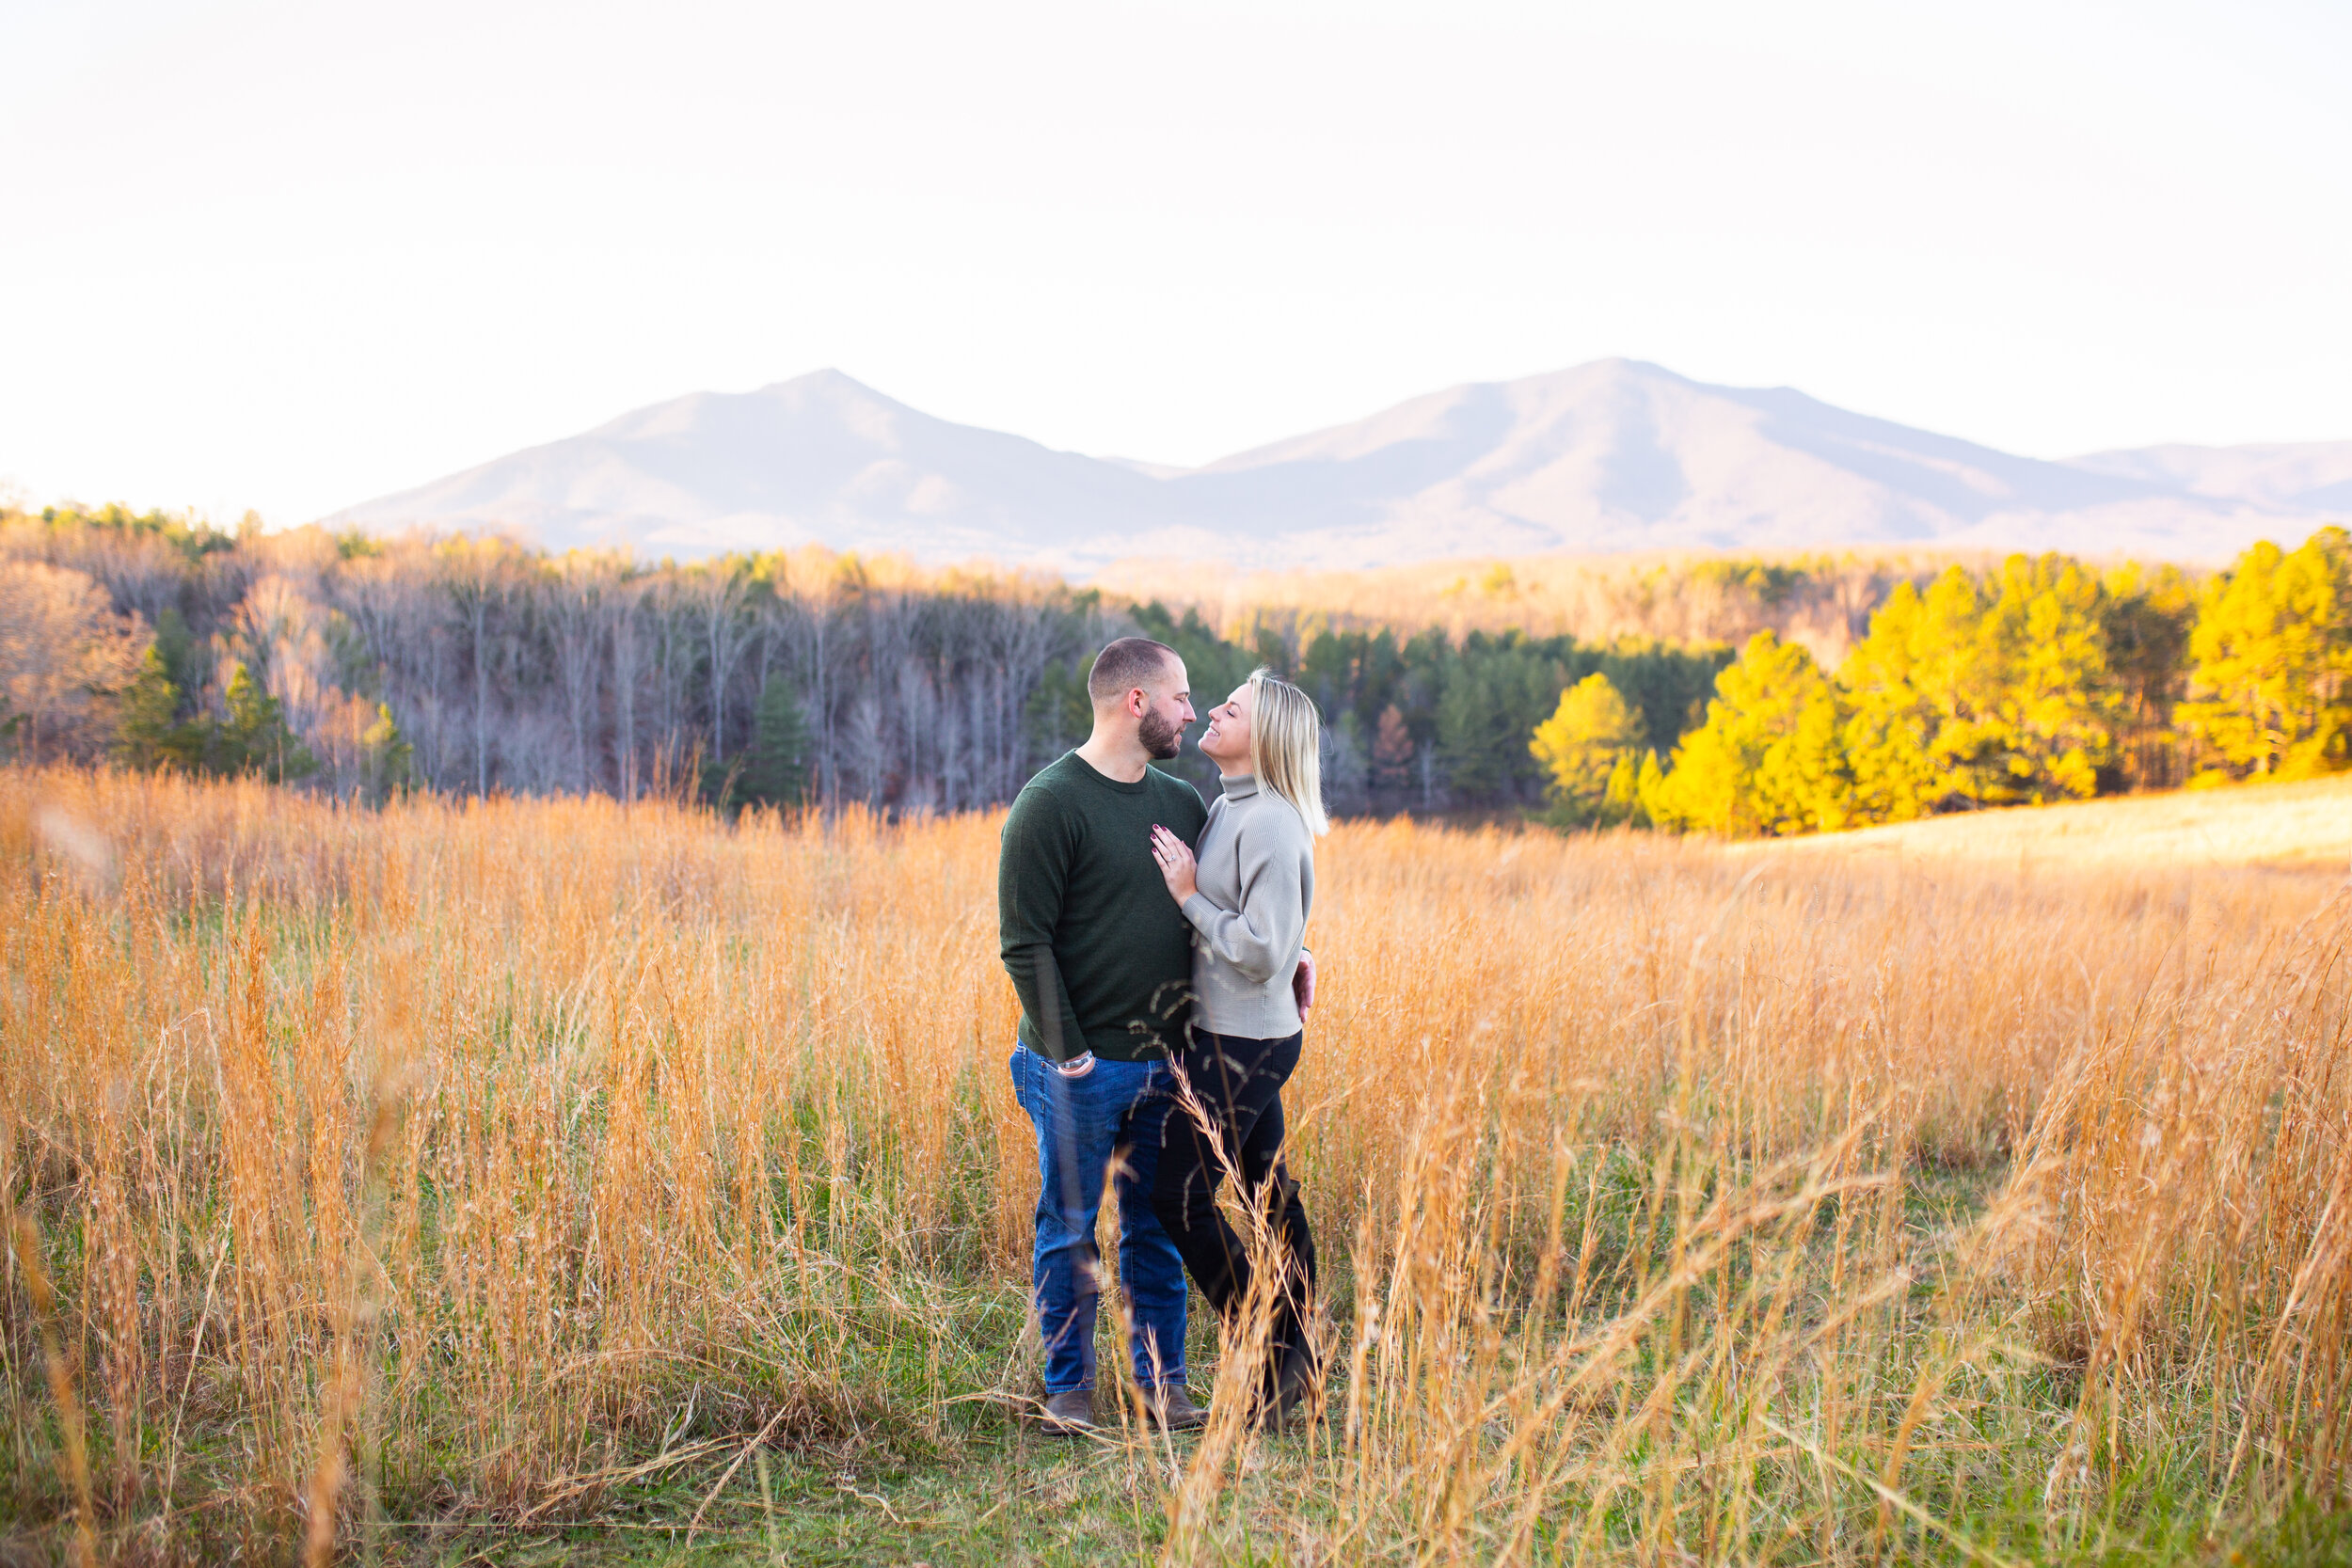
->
[2, 765, 2347, 1563]
[1748, 773, 2352, 874]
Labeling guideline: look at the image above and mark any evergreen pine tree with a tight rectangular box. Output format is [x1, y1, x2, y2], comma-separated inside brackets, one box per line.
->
[113, 645, 187, 770]
[1324, 710, 1371, 816]
[360, 703, 415, 803]
[213, 662, 318, 782]
[2102, 563, 2198, 789]
[739, 678, 816, 810]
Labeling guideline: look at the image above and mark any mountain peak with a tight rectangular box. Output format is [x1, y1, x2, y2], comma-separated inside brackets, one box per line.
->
[753, 367, 887, 400]
[325, 364, 2338, 572]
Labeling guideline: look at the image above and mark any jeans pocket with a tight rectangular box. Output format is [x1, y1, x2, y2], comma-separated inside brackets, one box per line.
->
[1009, 1046, 1035, 1115]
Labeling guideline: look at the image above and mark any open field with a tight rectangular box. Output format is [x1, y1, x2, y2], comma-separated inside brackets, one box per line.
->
[4, 766, 2350, 1564]
[1747, 774, 2352, 874]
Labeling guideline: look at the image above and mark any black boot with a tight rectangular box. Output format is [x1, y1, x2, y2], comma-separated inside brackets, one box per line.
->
[1265, 1335, 1320, 1430]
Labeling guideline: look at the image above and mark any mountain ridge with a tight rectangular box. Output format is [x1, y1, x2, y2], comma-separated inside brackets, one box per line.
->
[324, 360, 2344, 572]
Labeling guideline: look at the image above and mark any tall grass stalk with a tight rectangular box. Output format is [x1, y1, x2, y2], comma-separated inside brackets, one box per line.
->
[0, 764, 2344, 1561]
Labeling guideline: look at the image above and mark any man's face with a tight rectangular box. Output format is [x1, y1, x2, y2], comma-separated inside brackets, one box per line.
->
[1135, 657, 1195, 761]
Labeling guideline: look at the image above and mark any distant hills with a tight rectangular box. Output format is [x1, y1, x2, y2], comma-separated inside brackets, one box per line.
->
[325, 360, 2352, 573]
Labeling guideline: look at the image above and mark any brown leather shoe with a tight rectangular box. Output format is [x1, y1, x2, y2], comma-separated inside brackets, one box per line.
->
[1148, 1384, 1208, 1432]
[1038, 1388, 1097, 1435]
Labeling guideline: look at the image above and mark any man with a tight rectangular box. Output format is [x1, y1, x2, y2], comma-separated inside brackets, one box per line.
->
[999, 636, 1210, 1434]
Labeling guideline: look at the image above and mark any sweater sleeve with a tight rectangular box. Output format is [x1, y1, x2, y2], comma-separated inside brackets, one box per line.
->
[999, 786, 1088, 1060]
[1180, 807, 1306, 986]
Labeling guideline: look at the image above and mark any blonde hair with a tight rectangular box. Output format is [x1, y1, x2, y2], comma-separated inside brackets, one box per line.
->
[1245, 668, 1330, 836]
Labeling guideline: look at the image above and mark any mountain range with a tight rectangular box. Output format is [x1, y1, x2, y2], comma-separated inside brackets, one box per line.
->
[325, 359, 2352, 574]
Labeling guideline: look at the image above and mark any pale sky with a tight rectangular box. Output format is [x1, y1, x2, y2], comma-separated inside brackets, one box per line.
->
[4, 0, 2348, 526]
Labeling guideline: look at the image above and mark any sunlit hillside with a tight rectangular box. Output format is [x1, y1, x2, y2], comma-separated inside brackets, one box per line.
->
[1746, 773, 2352, 874]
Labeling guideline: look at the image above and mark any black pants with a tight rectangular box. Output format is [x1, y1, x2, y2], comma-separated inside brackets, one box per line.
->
[1147, 1029, 1317, 1384]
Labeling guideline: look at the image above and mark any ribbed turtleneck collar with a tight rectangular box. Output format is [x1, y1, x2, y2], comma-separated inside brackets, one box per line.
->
[1218, 773, 1259, 800]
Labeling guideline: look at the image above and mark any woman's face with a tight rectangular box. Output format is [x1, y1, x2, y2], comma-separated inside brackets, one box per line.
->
[1199, 683, 1255, 768]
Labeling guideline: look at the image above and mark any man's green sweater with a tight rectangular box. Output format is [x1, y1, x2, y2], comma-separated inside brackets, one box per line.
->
[999, 752, 1209, 1062]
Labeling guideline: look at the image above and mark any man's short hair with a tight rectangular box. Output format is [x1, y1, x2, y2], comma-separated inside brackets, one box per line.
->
[1087, 638, 1180, 707]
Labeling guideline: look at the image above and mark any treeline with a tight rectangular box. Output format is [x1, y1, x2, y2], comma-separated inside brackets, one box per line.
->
[1533, 531, 2352, 837]
[0, 506, 1724, 815]
[1134, 603, 1728, 814]
[1, 506, 1105, 811]
[1098, 549, 1934, 668]
[15, 505, 2338, 831]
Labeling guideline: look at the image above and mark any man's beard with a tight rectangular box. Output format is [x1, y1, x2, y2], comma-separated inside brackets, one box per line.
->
[1138, 708, 1184, 761]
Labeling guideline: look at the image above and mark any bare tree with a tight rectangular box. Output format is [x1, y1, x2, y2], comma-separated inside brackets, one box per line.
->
[685, 563, 753, 765]
[606, 578, 649, 800]
[548, 555, 615, 793]
[843, 691, 886, 805]
[437, 539, 522, 797]
[0, 562, 143, 760]
[645, 578, 699, 792]
[12, 512, 1124, 812]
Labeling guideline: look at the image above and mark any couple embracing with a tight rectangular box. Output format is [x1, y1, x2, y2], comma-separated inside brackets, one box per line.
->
[998, 637, 1325, 1435]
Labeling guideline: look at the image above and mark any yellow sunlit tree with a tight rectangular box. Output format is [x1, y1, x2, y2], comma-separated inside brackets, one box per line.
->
[1835, 557, 2120, 816]
[1645, 630, 1851, 837]
[1971, 553, 2121, 803]
[1836, 578, 1947, 823]
[1530, 672, 1649, 824]
[2178, 527, 2352, 781]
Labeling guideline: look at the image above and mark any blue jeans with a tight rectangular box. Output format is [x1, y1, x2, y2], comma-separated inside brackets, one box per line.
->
[1009, 1044, 1190, 1395]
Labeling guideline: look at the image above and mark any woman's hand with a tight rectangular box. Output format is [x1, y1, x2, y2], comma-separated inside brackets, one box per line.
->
[1150, 825, 1198, 904]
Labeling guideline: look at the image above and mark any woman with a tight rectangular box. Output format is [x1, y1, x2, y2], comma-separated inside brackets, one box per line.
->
[1145, 668, 1326, 1425]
